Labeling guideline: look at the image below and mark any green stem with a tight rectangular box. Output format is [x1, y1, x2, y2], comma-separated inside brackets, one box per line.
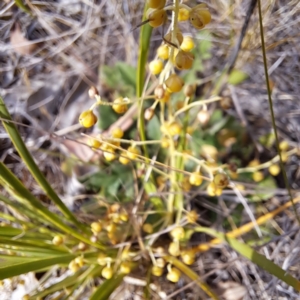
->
[137, 4, 152, 159]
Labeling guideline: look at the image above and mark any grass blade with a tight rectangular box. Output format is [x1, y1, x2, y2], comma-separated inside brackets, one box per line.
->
[195, 226, 300, 291]
[166, 255, 219, 299]
[0, 254, 77, 280]
[89, 274, 124, 300]
[257, 0, 300, 224]
[0, 97, 86, 231]
[136, 3, 152, 155]
[0, 162, 103, 249]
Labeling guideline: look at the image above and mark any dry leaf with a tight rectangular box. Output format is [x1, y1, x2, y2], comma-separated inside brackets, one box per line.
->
[10, 23, 37, 55]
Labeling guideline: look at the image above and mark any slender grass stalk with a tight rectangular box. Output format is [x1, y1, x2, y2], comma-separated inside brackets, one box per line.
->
[192, 196, 300, 253]
[194, 226, 300, 291]
[0, 253, 77, 280]
[0, 97, 87, 232]
[137, 3, 152, 159]
[257, 0, 300, 224]
[90, 274, 125, 300]
[0, 162, 103, 249]
[165, 255, 219, 300]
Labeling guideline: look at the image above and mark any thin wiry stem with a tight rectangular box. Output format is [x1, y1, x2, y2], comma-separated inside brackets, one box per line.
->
[257, 0, 300, 224]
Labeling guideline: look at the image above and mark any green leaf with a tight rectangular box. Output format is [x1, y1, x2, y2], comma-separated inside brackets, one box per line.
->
[147, 115, 161, 141]
[195, 226, 300, 291]
[101, 62, 136, 96]
[80, 165, 134, 200]
[116, 62, 136, 90]
[15, 0, 31, 14]
[98, 105, 118, 130]
[252, 176, 277, 201]
[0, 254, 77, 280]
[197, 30, 212, 59]
[90, 274, 124, 300]
[259, 131, 275, 148]
[228, 69, 248, 85]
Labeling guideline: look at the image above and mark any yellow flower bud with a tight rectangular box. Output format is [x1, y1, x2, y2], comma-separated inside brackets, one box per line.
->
[213, 173, 229, 188]
[168, 241, 180, 256]
[152, 265, 164, 277]
[52, 235, 64, 246]
[190, 4, 211, 30]
[189, 172, 203, 186]
[127, 146, 139, 160]
[164, 30, 183, 46]
[91, 222, 102, 234]
[170, 227, 185, 241]
[157, 44, 169, 60]
[178, 8, 190, 21]
[149, 59, 164, 75]
[147, 8, 166, 28]
[111, 127, 124, 139]
[79, 110, 97, 128]
[165, 74, 184, 93]
[269, 164, 280, 176]
[166, 267, 181, 282]
[180, 36, 195, 52]
[207, 182, 222, 196]
[147, 0, 166, 9]
[252, 171, 264, 182]
[175, 50, 194, 70]
[112, 97, 129, 114]
[102, 266, 113, 279]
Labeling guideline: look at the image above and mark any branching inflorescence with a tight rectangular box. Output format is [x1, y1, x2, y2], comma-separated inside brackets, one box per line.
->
[75, 0, 294, 286]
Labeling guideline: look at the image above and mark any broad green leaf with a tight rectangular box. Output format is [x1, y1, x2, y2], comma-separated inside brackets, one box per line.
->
[228, 69, 248, 85]
[116, 62, 136, 90]
[195, 226, 300, 291]
[101, 62, 136, 96]
[98, 105, 118, 130]
[147, 115, 161, 141]
[90, 274, 124, 300]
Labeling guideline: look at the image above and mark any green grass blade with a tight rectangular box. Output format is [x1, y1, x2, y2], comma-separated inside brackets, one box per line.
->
[0, 254, 77, 280]
[0, 226, 54, 241]
[0, 162, 103, 249]
[0, 97, 86, 231]
[195, 226, 300, 291]
[0, 238, 66, 254]
[32, 270, 84, 299]
[135, 5, 163, 212]
[64, 265, 103, 300]
[136, 3, 152, 156]
[90, 274, 124, 300]
[0, 193, 51, 225]
[14, 0, 32, 14]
